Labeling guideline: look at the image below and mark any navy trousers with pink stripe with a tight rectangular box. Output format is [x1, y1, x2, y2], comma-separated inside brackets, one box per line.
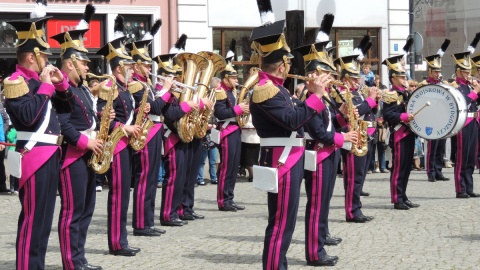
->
[452, 121, 478, 194]
[58, 154, 96, 270]
[426, 139, 446, 179]
[16, 150, 60, 270]
[390, 132, 416, 203]
[263, 157, 304, 270]
[304, 150, 339, 262]
[133, 128, 163, 229]
[342, 151, 367, 219]
[161, 141, 189, 221]
[217, 129, 241, 208]
[181, 138, 202, 215]
[107, 147, 132, 251]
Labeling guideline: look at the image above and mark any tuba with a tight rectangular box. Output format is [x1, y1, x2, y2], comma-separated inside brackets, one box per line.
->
[174, 53, 208, 143]
[193, 51, 226, 138]
[343, 85, 368, 157]
[237, 67, 260, 127]
[129, 80, 154, 151]
[87, 73, 128, 174]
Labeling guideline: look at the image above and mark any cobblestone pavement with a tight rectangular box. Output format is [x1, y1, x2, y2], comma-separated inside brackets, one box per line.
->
[0, 167, 479, 270]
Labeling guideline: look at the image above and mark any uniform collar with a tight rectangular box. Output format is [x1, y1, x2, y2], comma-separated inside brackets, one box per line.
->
[132, 72, 147, 82]
[456, 77, 468, 85]
[16, 64, 39, 81]
[220, 81, 233, 91]
[258, 71, 284, 86]
[427, 77, 440, 84]
[392, 85, 405, 91]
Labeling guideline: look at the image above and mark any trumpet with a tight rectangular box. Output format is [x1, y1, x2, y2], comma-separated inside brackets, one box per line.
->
[286, 74, 315, 81]
[148, 72, 198, 92]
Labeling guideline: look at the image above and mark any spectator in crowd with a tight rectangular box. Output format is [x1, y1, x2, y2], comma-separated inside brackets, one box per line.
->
[292, 83, 306, 101]
[6, 125, 18, 194]
[197, 116, 218, 186]
[0, 113, 6, 193]
[361, 62, 375, 87]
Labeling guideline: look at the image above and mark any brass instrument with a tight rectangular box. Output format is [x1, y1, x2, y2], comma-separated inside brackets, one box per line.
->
[237, 67, 260, 127]
[193, 51, 226, 138]
[344, 86, 368, 157]
[286, 74, 315, 81]
[87, 73, 128, 174]
[129, 80, 154, 151]
[174, 53, 208, 143]
[148, 72, 197, 93]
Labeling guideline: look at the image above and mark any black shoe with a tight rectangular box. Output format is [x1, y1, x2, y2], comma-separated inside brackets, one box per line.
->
[346, 215, 369, 223]
[211, 180, 218, 184]
[219, 205, 237, 212]
[81, 263, 103, 270]
[325, 234, 342, 246]
[361, 214, 374, 221]
[125, 245, 140, 253]
[248, 177, 253, 182]
[190, 212, 205, 219]
[360, 191, 370, 196]
[456, 193, 469, 198]
[307, 255, 339, 266]
[467, 192, 480, 197]
[394, 202, 410, 210]
[150, 227, 166, 234]
[380, 169, 389, 173]
[160, 218, 185, 226]
[428, 176, 436, 182]
[179, 214, 195, 221]
[231, 203, 245, 210]
[109, 248, 136, 257]
[197, 181, 205, 186]
[133, 228, 162, 237]
[0, 187, 9, 193]
[404, 200, 420, 208]
[436, 175, 450, 181]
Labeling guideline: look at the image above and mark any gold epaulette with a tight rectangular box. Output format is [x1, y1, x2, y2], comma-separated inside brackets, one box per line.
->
[382, 90, 402, 105]
[215, 88, 227, 101]
[418, 80, 428, 87]
[98, 84, 118, 101]
[3, 76, 29, 98]
[252, 80, 279, 103]
[172, 92, 180, 99]
[442, 80, 449, 85]
[128, 81, 143, 94]
[449, 81, 459, 88]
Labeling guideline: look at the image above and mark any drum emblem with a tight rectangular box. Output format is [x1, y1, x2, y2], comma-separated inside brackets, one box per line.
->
[426, 127, 433, 135]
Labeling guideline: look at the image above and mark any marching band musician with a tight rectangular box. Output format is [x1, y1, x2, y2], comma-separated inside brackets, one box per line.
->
[95, 15, 143, 256]
[124, 19, 167, 237]
[50, 4, 104, 270]
[471, 53, 480, 171]
[213, 44, 248, 212]
[294, 38, 358, 266]
[249, 19, 329, 269]
[450, 43, 480, 198]
[334, 37, 378, 222]
[5, 8, 74, 270]
[159, 35, 208, 226]
[419, 39, 451, 182]
[382, 38, 421, 210]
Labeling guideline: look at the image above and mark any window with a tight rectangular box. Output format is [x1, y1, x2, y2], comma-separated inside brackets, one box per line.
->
[213, 29, 257, 84]
[120, 15, 151, 44]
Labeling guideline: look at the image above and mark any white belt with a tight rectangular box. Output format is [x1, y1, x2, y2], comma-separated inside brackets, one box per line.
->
[365, 121, 377, 128]
[221, 117, 237, 123]
[260, 137, 304, 147]
[304, 133, 313, 140]
[80, 130, 98, 139]
[17, 131, 63, 145]
[148, 114, 162, 122]
[467, 112, 478, 118]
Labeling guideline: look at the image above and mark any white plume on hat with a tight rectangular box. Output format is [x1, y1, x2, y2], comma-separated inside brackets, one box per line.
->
[76, 4, 96, 30]
[30, 0, 47, 19]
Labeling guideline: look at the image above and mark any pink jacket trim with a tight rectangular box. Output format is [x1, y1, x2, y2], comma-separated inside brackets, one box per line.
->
[365, 97, 377, 108]
[37, 83, 55, 97]
[233, 105, 243, 115]
[20, 146, 59, 188]
[400, 113, 409, 122]
[305, 94, 325, 112]
[333, 133, 344, 148]
[180, 102, 192, 113]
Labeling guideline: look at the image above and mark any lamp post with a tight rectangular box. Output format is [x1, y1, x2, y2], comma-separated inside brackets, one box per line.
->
[409, 0, 415, 80]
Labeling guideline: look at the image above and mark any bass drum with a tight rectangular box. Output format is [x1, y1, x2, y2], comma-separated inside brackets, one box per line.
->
[407, 83, 467, 139]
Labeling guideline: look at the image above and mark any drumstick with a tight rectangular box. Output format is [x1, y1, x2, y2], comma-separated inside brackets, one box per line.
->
[413, 101, 431, 117]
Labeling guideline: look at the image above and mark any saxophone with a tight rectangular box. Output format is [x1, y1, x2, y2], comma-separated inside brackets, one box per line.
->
[129, 80, 154, 151]
[174, 52, 208, 143]
[193, 51, 226, 138]
[87, 73, 128, 174]
[343, 86, 368, 157]
[237, 67, 260, 127]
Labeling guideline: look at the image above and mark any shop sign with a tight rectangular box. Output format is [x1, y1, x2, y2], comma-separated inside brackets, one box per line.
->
[47, 19, 102, 48]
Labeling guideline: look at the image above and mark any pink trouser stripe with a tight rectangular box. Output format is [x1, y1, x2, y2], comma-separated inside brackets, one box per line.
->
[217, 137, 229, 208]
[266, 172, 291, 270]
[391, 138, 402, 203]
[111, 154, 122, 250]
[426, 140, 432, 174]
[345, 153, 355, 219]
[135, 147, 149, 228]
[162, 148, 177, 221]
[455, 131, 463, 193]
[307, 162, 322, 261]
[17, 177, 35, 270]
[59, 168, 75, 270]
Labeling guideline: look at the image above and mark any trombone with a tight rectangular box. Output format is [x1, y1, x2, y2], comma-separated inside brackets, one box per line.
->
[148, 72, 198, 93]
